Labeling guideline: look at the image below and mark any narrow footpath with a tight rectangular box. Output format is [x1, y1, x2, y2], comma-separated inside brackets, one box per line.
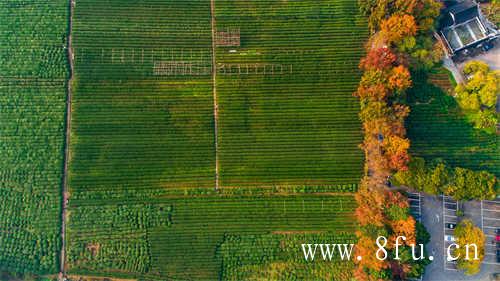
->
[59, 0, 75, 279]
[210, 0, 220, 190]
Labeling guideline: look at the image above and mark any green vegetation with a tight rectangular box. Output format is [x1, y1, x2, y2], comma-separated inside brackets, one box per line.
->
[66, 0, 366, 280]
[428, 67, 456, 94]
[0, 1, 68, 274]
[219, 233, 355, 281]
[455, 61, 499, 133]
[393, 157, 498, 200]
[406, 71, 499, 177]
[216, 0, 366, 187]
[352, 0, 442, 279]
[481, 0, 500, 27]
[67, 193, 356, 280]
[69, 0, 215, 197]
[454, 219, 485, 275]
[67, 203, 172, 274]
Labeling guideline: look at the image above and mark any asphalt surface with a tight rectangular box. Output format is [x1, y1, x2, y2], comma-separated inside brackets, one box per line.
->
[418, 194, 500, 281]
[456, 43, 500, 71]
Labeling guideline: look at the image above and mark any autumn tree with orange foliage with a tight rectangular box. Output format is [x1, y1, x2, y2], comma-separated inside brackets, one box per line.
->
[359, 0, 441, 34]
[380, 14, 417, 45]
[354, 235, 391, 281]
[360, 47, 397, 71]
[359, 0, 443, 68]
[353, 1, 440, 280]
[383, 135, 411, 171]
[388, 65, 412, 92]
[390, 217, 417, 246]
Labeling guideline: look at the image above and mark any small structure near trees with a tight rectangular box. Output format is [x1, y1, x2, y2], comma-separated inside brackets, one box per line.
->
[439, 0, 499, 56]
[217, 63, 293, 75]
[215, 28, 240, 47]
[153, 61, 210, 76]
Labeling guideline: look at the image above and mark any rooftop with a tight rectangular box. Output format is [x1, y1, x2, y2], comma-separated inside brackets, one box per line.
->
[440, 0, 480, 28]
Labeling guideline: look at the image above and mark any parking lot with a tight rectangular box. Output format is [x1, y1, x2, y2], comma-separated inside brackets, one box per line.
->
[407, 192, 424, 281]
[419, 193, 499, 281]
[442, 195, 459, 271]
[481, 199, 499, 265]
[408, 192, 422, 222]
[441, 197, 500, 270]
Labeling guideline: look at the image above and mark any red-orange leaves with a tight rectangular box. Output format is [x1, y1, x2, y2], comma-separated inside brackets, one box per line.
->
[380, 15, 417, 45]
[388, 65, 412, 92]
[383, 135, 411, 171]
[360, 47, 397, 71]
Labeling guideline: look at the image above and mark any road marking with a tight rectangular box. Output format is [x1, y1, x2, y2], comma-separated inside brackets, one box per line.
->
[482, 200, 500, 204]
[442, 195, 447, 271]
[481, 200, 484, 230]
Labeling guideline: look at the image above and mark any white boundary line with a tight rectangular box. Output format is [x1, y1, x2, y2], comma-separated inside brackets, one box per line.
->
[482, 208, 500, 212]
[442, 195, 462, 271]
[418, 193, 421, 223]
[480, 200, 500, 266]
[481, 200, 484, 230]
[482, 200, 500, 204]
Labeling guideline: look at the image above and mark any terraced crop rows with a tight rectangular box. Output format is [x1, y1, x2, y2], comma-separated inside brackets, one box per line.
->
[67, 193, 356, 280]
[407, 73, 499, 176]
[0, 0, 68, 274]
[216, 0, 367, 187]
[69, 0, 216, 200]
[66, 0, 367, 279]
[67, 0, 216, 277]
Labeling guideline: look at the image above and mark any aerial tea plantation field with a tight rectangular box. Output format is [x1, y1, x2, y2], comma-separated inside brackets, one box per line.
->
[68, 192, 357, 280]
[0, 0, 68, 274]
[216, 0, 367, 187]
[66, 0, 366, 280]
[69, 0, 215, 198]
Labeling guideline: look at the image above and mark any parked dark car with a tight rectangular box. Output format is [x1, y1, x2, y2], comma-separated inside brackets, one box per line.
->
[446, 223, 456, 229]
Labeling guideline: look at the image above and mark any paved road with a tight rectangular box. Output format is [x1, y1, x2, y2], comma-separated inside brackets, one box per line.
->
[456, 43, 500, 71]
[420, 194, 500, 281]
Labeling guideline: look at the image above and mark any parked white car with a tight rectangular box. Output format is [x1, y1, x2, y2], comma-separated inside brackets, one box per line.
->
[444, 235, 456, 242]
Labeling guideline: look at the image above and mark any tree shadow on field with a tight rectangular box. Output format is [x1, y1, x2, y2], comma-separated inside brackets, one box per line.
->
[406, 71, 499, 176]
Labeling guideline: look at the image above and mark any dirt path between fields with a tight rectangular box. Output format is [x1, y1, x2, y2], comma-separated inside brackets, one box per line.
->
[210, 0, 220, 190]
[59, 0, 75, 279]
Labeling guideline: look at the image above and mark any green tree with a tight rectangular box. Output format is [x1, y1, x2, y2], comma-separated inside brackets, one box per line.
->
[424, 162, 450, 194]
[394, 157, 498, 200]
[454, 220, 485, 275]
[446, 167, 497, 200]
[455, 61, 499, 132]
